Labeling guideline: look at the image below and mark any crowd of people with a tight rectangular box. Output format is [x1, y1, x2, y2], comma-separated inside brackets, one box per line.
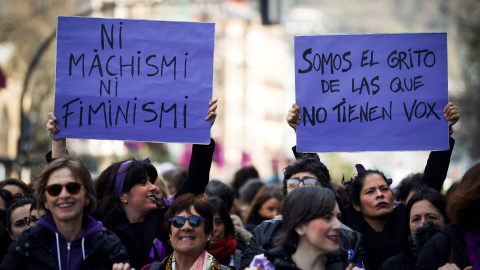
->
[0, 100, 478, 270]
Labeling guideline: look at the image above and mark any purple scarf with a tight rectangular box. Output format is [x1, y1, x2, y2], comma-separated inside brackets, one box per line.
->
[459, 227, 480, 270]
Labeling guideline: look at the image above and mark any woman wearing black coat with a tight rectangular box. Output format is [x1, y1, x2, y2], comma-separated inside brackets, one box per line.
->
[415, 162, 480, 270]
[44, 99, 218, 270]
[379, 187, 448, 270]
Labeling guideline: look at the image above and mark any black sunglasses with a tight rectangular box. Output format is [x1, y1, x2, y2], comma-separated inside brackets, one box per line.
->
[169, 215, 205, 228]
[45, 182, 83, 197]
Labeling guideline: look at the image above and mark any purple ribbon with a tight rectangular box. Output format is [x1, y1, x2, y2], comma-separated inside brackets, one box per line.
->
[115, 158, 151, 199]
[162, 193, 176, 207]
[355, 164, 392, 185]
[149, 237, 167, 262]
[250, 254, 275, 270]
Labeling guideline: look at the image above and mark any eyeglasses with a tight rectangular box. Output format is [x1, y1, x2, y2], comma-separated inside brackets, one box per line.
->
[13, 215, 38, 228]
[45, 182, 83, 197]
[25, 216, 39, 227]
[286, 178, 320, 188]
[169, 215, 205, 228]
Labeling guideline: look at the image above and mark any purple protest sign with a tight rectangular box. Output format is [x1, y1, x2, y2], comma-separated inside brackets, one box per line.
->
[54, 17, 214, 144]
[294, 33, 449, 153]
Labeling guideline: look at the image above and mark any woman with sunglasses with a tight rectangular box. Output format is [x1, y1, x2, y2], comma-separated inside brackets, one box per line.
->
[1, 156, 131, 270]
[46, 99, 218, 270]
[146, 193, 232, 270]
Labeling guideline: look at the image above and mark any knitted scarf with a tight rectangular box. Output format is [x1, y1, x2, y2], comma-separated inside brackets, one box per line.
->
[208, 234, 237, 266]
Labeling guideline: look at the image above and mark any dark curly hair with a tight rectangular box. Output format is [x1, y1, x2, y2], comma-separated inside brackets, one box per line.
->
[282, 156, 332, 197]
[393, 173, 425, 203]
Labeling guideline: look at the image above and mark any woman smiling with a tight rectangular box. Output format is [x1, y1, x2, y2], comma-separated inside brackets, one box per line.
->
[46, 98, 218, 270]
[1, 156, 130, 270]
[248, 187, 347, 270]
[146, 193, 232, 270]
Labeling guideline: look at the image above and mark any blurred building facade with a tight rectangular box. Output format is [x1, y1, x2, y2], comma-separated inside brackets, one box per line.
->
[0, 0, 294, 183]
[0, 0, 473, 188]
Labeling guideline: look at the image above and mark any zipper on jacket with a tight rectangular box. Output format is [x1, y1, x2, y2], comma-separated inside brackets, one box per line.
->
[67, 242, 71, 270]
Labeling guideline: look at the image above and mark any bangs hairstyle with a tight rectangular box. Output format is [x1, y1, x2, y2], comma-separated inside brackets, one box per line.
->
[282, 156, 332, 196]
[342, 169, 390, 207]
[207, 196, 235, 236]
[277, 187, 336, 246]
[115, 159, 158, 193]
[165, 193, 213, 235]
[94, 158, 158, 230]
[36, 156, 96, 216]
[447, 162, 480, 230]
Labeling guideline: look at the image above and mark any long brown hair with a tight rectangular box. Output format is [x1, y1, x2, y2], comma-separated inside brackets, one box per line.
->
[447, 162, 480, 230]
[244, 184, 282, 224]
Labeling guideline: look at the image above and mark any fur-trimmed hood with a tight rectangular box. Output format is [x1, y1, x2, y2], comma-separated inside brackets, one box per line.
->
[414, 221, 443, 253]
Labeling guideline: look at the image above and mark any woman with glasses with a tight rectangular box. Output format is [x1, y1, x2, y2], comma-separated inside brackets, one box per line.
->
[146, 193, 232, 270]
[27, 201, 47, 228]
[1, 156, 130, 270]
[5, 198, 36, 241]
[240, 156, 367, 269]
[244, 184, 283, 234]
[45, 99, 218, 270]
